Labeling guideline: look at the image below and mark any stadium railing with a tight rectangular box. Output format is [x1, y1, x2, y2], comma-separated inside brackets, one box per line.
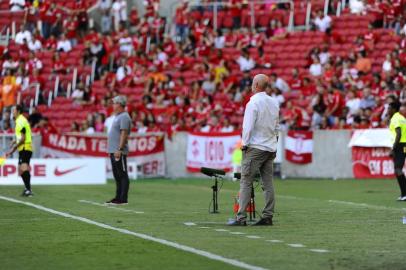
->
[0, 134, 42, 158]
[168, 0, 296, 33]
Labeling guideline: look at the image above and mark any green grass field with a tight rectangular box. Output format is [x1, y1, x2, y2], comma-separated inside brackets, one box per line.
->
[1, 178, 406, 270]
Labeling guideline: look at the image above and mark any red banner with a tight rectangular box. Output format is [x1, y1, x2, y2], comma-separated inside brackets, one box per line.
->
[40, 132, 165, 178]
[352, 147, 396, 179]
[41, 132, 164, 157]
[285, 130, 313, 164]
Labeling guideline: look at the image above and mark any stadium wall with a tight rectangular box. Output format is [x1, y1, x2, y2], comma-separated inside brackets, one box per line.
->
[281, 130, 354, 179]
[164, 131, 354, 179]
[165, 132, 198, 179]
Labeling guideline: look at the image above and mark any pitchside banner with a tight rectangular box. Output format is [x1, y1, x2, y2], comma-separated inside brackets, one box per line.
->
[40, 132, 165, 178]
[285, 130, 313, 164]
[0, 158, 106, 185]
[186, 131, 241, 172]
[349, 129, 396, 179]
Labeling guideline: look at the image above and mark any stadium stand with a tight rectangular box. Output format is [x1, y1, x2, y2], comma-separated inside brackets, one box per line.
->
[0, 0, 405, 134]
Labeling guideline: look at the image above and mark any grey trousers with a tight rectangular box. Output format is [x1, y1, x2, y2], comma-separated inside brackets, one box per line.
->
[237, 147, 276, 220]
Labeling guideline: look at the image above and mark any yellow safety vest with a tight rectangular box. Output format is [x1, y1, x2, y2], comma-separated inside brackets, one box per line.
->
[15, 114, 33, 152]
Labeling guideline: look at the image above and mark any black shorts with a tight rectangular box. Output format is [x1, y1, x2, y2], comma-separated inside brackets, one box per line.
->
[18, 150, 32, 165]
[393, 143, 406, 170]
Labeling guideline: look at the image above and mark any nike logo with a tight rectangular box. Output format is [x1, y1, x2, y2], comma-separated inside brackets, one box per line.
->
[54, 165, 85, 176]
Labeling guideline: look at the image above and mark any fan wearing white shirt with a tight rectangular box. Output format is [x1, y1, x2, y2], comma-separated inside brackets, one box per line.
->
[27, 37, 42, 52]
[309, 57, 323, 77]
[118, 30, 133, 55]
[382, 54, 392, 73]
[10, 0, 25, 11]
[228, 74, 280, 227]
[236, 50, 256, 72]
[56, 34, 72, 52]
[15, 25, 32, 45]
[214, 29, 225, 49]
[313, 10, 332, 32]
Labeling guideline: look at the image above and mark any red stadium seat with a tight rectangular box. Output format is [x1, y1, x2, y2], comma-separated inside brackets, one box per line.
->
[257, 13, 270, 28]
[294, 11, 306, 26]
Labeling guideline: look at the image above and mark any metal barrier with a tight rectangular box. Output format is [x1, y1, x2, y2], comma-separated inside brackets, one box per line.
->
[169, 0, 296, 34]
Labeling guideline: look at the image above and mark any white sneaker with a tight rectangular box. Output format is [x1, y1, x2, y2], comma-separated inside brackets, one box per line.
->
[400, 196, 406, 201]
[21, 190, 33, 197]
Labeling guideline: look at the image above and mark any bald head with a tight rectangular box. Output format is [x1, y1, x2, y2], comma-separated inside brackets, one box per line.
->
[252, 74, 269, 93]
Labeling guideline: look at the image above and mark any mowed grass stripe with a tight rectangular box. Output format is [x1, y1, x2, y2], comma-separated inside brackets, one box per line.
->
[0, 195, 268, 270]
[1, 179, 406, 270]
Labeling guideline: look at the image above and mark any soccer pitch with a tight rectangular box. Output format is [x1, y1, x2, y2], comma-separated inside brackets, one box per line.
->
[1, 179, 405, 270]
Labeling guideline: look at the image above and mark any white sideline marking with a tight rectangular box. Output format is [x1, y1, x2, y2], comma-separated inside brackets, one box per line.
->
[78, 200, 144, 214]
[191, 221, 226, 225]
[266, 240, 283, 243]
[328, 200, 406, 212]
[0, 195, 268, 270]
[309, 249, 329, 253]
[199, 226, 210, 229]
[230, 232, 245, 235]
[184, 222, 196, 226]
[280, 195, 406, 212]
[287, 244, 305, 248]
[246, 236, 262, 239]
[215, 229, 229, 232]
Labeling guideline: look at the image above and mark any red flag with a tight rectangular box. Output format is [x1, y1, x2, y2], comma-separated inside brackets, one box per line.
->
[285, 130, 313, 164]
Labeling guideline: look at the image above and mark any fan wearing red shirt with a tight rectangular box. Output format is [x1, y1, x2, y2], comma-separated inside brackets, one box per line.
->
[363, 24, 379, 50]
[324, 88, 345, 124]
[28, 69, 45, 90]
[152, 13, 165, 39]
[52, 52, 66, 74]
[175, 2, 189, 41]
[237, 29, 250, 49]
[25, 52, 42, 75]
[282, 100, 305, 130]
[65, 16, 79, 45]
[224, 29, 238, 47]
[192, 21, 206, 43]
[250, 29, 265, 48]
[300, 77, 316, 96]
[380, 0, 396, 27]
[44, 35, 57, 51]
[229, 0, 242, 28]
[40, 3, 57, 39]
[163, 36, 176, 56]
[288, 68, 303, 91]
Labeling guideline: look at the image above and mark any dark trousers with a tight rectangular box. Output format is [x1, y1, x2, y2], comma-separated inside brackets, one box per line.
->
[110, 154, 130, 201]
[393, 143, 406, 197]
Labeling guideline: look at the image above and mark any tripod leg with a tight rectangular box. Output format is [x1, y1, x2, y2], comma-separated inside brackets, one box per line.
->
[211, 178, 219, 213]
[251, 184, 256, 220]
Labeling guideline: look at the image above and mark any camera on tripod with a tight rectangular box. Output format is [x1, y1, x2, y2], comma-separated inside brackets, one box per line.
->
[200, 167, 225, 213]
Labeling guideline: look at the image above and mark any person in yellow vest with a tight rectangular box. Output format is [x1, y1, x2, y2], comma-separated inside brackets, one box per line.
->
[6, 105, 33, 197]
[231, 139, 242, 180]
[388, 102, 406, 201]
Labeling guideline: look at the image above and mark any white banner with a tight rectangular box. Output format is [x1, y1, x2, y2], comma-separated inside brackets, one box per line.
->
[40, 132, 166, 179]
[40, 147, 165, 179]
[186, 132, 241, 172]
[0, 158, 106, 185]
[348, 129, 392, 148]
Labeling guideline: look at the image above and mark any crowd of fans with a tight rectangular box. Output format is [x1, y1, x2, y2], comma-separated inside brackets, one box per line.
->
[0, 0, 405, 135]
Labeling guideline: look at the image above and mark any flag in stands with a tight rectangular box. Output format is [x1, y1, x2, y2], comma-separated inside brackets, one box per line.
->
[285, 130, 313, 164]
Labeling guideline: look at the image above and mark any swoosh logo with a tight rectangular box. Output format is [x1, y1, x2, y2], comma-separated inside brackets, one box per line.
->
[54, 165, 85, 176]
